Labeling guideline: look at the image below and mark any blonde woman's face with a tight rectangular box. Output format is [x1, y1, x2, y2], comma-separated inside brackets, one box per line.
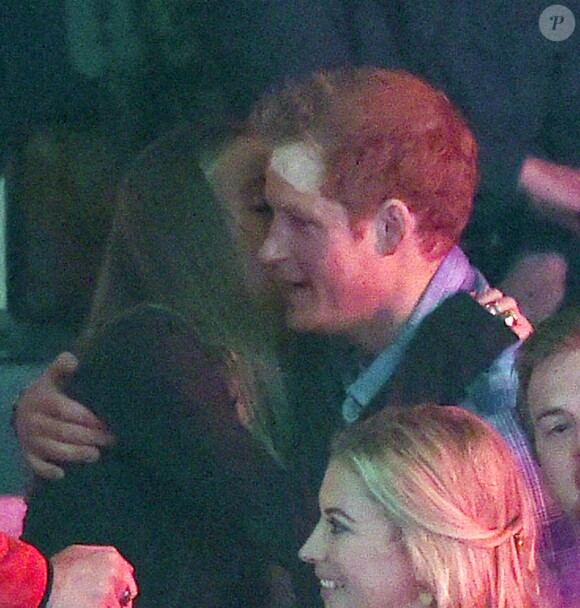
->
[299, 460, 423, 608]
[527, 348, 580, 524]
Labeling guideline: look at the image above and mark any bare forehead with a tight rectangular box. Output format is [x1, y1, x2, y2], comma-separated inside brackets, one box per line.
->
[320, 460, 390, 523]
[531, 348, 580, 386]
[268, 141, 325, 194]
[528, 349, 580, 416]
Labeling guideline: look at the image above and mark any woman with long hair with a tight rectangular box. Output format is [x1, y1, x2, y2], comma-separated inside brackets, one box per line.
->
[22, 125, 299, 608]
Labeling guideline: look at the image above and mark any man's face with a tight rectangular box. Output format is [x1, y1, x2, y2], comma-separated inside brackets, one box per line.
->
[257, 142, 389, 336]
[527, 348, 580, 524]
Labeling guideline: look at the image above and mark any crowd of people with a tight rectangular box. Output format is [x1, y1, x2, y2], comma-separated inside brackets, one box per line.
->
[0, 63, 575, 608]
[3, 2, 577, 326]
[0, 4, 578, 608]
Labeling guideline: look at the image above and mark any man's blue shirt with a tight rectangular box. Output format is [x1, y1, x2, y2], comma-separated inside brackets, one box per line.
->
[341, 246, 560, 562]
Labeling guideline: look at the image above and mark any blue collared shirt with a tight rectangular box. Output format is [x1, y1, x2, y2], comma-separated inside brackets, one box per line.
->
[341, 246, 561, 563]
[343, 246, 487, 422]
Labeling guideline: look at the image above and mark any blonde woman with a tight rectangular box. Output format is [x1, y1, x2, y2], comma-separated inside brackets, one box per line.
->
[300, 404, 557, 608]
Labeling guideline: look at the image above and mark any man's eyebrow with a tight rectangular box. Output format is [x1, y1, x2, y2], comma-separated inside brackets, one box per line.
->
[534, 408, 567, 423]
[267, 194, 317, 220]
[323, 507, 356, 523]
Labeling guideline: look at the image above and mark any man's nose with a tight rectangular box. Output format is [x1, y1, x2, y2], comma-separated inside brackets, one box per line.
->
[258, 215, 289, 266]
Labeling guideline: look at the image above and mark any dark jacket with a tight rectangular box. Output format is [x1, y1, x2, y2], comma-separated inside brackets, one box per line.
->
[24, 305, 299, 608]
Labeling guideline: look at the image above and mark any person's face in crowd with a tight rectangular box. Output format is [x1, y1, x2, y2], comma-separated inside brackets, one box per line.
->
[208, 138, 286, 313]
[257, 142, 389, 336]
[526, 348, 580, 524]
[299, 459, 423, 608]
[211, 141, 271, 260]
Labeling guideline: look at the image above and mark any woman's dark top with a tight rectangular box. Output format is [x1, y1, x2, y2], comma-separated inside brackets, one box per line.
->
[23, 305, 300, 607]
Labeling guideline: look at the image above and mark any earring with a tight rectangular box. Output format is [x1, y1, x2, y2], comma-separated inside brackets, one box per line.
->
[419, 591, 434, 606]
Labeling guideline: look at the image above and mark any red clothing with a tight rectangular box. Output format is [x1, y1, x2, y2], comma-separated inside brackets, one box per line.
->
[0, 533, 47, 608]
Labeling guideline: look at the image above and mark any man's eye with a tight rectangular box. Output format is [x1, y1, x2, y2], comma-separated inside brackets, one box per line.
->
[548, 422, 572, 436]
[289, 214, 313, 229]
[328, 517, 349, 535]
[250, 202, 273, 216]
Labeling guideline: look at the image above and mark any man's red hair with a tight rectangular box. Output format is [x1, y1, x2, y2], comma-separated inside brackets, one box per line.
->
[244, 68, 478, 259]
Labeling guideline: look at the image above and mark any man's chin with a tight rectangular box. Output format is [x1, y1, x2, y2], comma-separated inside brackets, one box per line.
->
[285, 312, 319, 334]
[285, 304, 321, 333]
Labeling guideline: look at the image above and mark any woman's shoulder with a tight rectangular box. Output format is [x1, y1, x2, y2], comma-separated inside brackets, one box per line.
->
[85, 303, 197, 355]
[104, 302, 191, 331]
[75, 303, 228, 407]
[72, 304, 202, 394]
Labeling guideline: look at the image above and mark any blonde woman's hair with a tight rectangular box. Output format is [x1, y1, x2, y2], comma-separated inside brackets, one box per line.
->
[331, 405, 555, 608]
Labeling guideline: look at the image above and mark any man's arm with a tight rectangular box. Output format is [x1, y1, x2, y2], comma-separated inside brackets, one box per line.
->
[519, 157, 580, 235]
[13, 352, 114, 480]
[15, 295, 530, 480]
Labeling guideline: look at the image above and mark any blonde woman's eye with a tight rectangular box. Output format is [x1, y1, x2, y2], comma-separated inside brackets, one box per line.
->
[328, 517, 349, 535]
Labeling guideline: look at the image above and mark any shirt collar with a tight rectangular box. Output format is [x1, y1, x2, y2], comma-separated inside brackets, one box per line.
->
[342, 247, 488, 422]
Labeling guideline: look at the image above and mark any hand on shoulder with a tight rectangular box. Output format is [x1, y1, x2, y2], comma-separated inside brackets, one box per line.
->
[13, 352, 114, 480]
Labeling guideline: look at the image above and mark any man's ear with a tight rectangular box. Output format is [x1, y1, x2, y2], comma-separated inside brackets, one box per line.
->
[374, 199, 410, 255]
